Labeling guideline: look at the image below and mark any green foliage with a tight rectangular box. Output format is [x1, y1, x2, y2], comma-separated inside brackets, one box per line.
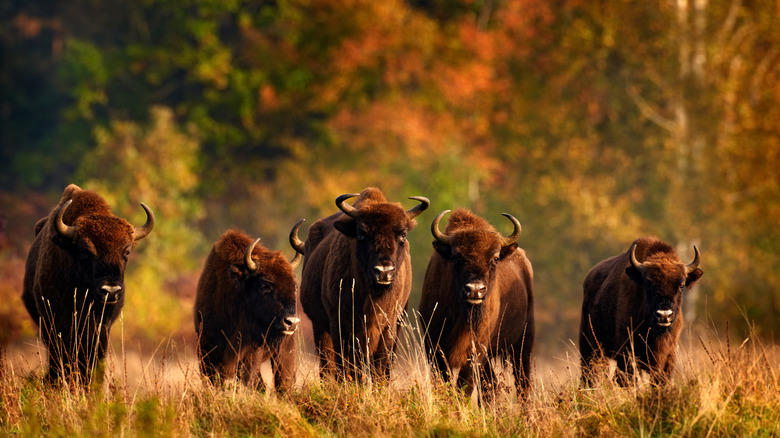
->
[2, 0, 780, 348]
[74, 106, 207, 343]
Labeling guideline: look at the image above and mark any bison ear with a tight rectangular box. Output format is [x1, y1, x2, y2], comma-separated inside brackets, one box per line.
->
[229, 265, 246, 282]
[34, 217, 46, 236]
[685, 268, 703, 288]
[334, 216, 357, 238]
[499, 243, 518, 259]
[50, 233, 73, 250]
[625, 265, 643, 283]
[432, 240, 452, 259]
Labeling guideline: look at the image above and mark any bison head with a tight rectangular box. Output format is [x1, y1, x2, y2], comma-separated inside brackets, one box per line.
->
[54, 199, 154, 306]
[627, 242, 702, 329]
[431, 210, 521, 306]
[231, 238, 300, 347]
[333, 193, 429, 289]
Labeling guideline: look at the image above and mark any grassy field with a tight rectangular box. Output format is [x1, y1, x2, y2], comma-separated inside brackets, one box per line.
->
[1, 319, 779, 437]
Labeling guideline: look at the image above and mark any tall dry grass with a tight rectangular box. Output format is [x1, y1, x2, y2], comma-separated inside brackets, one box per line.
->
[1, 314, 779, 437]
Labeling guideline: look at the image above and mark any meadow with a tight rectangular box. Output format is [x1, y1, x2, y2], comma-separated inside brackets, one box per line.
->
[1, 315, 778, 437]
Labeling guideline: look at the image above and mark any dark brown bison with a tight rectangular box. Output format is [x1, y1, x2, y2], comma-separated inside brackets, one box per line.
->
[299, 187, 429, 382]
[419, 209, 534, 399]
[22, 184, 154, 383]
[579, 237, 703, 386]
[194, 223, 303, 390]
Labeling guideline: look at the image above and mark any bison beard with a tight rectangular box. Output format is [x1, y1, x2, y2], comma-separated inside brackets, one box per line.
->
[579, 236, 703, 387]
[21, 184, 154, 385]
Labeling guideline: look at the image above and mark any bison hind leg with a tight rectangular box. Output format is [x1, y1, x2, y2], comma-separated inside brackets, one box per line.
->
[313, 329, 336, 380]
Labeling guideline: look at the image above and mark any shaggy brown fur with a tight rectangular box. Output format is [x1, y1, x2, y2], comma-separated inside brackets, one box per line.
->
[194, 230, 300, 391]
[299, 187, 428, 382]
[419, 209, 534, 400]
[22, 184, 154, 384]
[579, 236, 703, 386]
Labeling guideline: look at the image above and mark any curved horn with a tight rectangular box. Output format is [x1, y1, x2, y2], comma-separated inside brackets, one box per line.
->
[289, 219, 305, 269]
[132, 202, 155, 241]
[431, 210, 453, 245]
[406, 196, 430, 219]
[685, 245, 700, 274]
[629, 242, 644, 272]
[500, 213, 522, 247]
[335, 193, 359, 218]
[244, 237, 261, 273]
[55, 199, 76, 240]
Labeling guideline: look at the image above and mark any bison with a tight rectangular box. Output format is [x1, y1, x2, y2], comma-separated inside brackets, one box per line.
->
[22, 184, 154, 384]
[579, 237, 703, 386]
[419, 209, 535, 399]
[299, 187, 429, 382]
[194, 223, 304, 391]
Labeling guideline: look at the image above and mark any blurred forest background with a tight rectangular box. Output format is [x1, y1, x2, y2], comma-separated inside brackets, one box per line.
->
[1, 0, 779, 357]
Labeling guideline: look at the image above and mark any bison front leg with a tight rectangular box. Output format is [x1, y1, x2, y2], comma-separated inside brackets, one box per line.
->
[477, 359, 499, 403]
[370, 325, 394, 383]
[614, 352, 640, 387]
[238, 350, 266, 391]
[44, 335, 70, 384]
[75, 324, 110, 386]
[271, 337, 297, 393]
[511, 346, 533, 399]
[456, 363, 474, 396]
[579, 316, 604, 388]
[650, 352, 676, 387]
[512, 320, 534, 399]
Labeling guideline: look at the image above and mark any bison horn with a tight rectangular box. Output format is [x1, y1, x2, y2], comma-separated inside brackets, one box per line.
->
[500, 213, 522, 247]
[336, 193, 360, 218]
[629, 242, 644, 272]
[685, 245, 700, 274]
[55, 199, 77, 240]
[132, 202, 155, 241]
[289, 219, 305, 269]
[431, 210, 453, 245]
[406, 196, 430, 219]
[245, 238, 261, 273]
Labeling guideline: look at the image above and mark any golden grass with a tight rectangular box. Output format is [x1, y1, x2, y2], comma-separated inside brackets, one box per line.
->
[1, 318, 779, 437]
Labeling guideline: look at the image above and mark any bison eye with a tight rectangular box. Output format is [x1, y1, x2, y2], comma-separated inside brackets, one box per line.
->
[356, 230, 367, 241]
[398, 233, 407, 243]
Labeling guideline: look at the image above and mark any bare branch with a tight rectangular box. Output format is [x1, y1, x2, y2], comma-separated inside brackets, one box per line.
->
[627, 85, 677, 132]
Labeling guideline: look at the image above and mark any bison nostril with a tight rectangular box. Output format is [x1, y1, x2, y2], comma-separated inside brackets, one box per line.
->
[373, 265, 395, 283]
[97, 284, 123, 302]
[283, 316, 300, 333]
[464, 282, 487, 300]
[656, 309, 674, 325]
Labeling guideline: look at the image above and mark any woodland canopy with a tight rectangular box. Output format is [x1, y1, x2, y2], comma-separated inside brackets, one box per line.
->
[1, 0, 779, 351]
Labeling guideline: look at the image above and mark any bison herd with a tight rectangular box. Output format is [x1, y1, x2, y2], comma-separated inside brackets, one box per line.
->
[21, 184, 703, 398]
